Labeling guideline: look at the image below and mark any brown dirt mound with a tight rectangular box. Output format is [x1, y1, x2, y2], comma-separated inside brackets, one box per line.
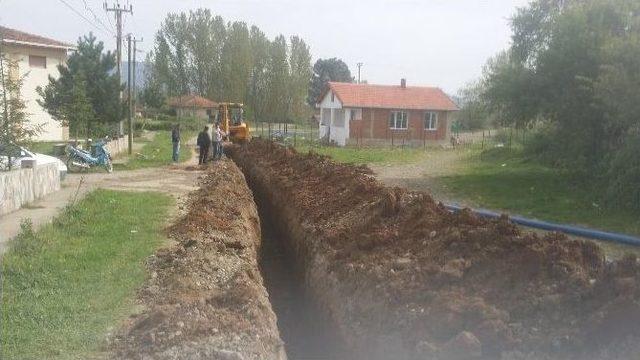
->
[111, 159, 286, 360]
[230, 139, 640, 360]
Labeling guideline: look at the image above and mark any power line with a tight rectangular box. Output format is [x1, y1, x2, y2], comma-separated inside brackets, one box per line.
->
[56, 0, 111, 36]
[81, 0, 115, 35]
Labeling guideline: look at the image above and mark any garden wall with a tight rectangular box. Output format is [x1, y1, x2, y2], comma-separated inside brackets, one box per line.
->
[0, 162, 60, 216]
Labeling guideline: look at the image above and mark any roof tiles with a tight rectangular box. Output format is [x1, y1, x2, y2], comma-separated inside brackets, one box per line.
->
[326, 82, 458, 111]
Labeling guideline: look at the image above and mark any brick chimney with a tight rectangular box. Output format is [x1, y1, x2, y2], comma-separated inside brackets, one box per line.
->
[401, 78, 407, 88]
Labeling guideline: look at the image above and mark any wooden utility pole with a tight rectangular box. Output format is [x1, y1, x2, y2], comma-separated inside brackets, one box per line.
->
[105, 1, 132, 135]
[127, 34, 132, 155]
[357, 62, 363, 84]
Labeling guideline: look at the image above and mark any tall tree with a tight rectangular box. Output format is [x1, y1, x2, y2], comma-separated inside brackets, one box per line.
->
[38, 33, 121, 137]
[220, 21, 253, 103]
[288, 36, 312, 122]
[266, 35, 289, 122]
[308, 58, 352, 106]
[248, 26, 270, 122]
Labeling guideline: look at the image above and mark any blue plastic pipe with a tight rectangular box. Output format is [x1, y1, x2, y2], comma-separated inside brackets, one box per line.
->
[445, 204, 640, 247]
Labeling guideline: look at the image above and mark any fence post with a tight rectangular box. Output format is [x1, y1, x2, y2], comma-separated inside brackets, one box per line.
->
[482, 130, 485, 150]
[268, 122, 272, 142]
[294, 123, 297, 147]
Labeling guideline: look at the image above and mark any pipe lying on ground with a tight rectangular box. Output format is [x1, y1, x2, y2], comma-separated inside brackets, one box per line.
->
[445, 204, 640, 247]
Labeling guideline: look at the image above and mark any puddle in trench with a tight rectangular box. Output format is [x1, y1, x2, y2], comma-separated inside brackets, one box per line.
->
[258, 213, 353, 360]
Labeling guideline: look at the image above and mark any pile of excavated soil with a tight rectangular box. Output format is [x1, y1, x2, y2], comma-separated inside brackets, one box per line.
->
[111, 160, 286, 360]
[230, 139, 640, 360]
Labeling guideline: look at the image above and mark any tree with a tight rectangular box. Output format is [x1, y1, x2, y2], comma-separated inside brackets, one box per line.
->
[248, 26, 270, 122]
[308, 58, 353, 106]
[0, 54, 41, 169]
[288, 36, 312, 122]
[220, 21, 252, 103]
[38, 33, 121, 137]
[61, 73, 95, 140]
[265, 35, 289, 122]
[455, 81, 490, 131]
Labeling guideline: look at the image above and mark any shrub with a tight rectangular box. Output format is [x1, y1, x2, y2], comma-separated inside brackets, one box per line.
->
[605, 132, 640, 211]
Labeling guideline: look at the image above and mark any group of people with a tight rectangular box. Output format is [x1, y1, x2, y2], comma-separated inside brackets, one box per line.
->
[197, 123, 227, 164]
[170, 123, 227, 164]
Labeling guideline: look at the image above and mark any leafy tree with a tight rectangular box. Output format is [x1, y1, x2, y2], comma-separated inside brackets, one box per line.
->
[265, 35, 289, 122]
[456, 81, 490, 131]
[0, 54, 41, 169]
[308, 58, 353, 106]
[288, 36, 312, 122]
[220, 21, 252, 103]
[62, 73, 95, 141]
[38, 33, 121, 137]
[248, 26, 270, 122]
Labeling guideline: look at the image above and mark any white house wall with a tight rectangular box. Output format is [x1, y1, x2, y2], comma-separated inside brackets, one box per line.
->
[6, 44, 68, 142]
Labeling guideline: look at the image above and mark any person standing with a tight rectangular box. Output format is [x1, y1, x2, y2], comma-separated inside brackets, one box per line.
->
[171, 124, 181, 162]
[197, 126, 212, 165]
[213, 123, 227, 160]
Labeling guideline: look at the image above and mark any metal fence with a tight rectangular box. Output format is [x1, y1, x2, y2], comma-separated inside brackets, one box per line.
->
[249, 122, 321, 147]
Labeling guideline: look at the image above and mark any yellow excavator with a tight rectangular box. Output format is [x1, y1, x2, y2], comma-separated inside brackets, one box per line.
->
[217, 102, 251, 144]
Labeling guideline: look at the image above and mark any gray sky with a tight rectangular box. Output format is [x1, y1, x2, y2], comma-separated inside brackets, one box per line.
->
[1, 0, 531, 93]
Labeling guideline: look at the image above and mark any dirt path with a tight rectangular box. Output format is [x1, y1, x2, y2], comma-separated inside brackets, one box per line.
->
[369, 149, 471, 204]
[0, 138, 200, 254]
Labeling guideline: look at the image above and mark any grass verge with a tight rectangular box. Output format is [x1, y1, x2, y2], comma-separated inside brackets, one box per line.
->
[1, 189, 173, 359]
[438, 147, 640, 236]
[295, 144, 427, 165]
[115, 131, 194, 170]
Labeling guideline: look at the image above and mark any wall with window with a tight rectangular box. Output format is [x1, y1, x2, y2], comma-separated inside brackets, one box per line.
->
[356, 108, 450, 144]
[4, 44, 68, 141]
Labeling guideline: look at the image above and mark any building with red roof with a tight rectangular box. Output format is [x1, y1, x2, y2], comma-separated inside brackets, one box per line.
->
[1, 26, 74, 141]
[317, 79, 458, 146]
[166, 95, 218, 120]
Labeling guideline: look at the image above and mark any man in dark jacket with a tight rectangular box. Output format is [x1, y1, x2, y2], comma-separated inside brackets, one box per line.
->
[171, 124, 181, 162]
[197, 126, 212, 165]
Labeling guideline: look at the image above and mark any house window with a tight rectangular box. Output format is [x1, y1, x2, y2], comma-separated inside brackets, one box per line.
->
[29, 55, 46, 69]
[389, 111, 408, 129]
[350, 109, 356, 121]
[331, 92, 335, 102]
[424, 112, 438, 130]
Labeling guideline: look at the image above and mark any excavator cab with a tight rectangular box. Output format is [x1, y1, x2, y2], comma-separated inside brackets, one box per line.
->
[217, 102, 250, 144]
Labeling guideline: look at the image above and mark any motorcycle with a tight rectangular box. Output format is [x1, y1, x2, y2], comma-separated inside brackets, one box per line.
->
[66, 137, 113, 173]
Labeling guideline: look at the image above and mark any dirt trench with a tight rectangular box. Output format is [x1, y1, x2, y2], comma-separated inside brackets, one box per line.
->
[229, 139, 640, 360]
[111, 160, 286, 360]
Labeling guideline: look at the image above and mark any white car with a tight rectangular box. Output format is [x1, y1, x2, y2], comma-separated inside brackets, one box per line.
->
[0, 145, 68, 180]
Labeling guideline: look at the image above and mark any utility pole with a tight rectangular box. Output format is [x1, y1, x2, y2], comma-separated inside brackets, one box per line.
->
[131, 37, 143, 119]
[357, 62, 363, 84]
[104, 1, 132, 135]
[127, 34, 132, 155]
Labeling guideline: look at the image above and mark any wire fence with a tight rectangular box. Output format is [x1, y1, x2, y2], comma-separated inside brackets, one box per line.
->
[249, 122, 321, 148]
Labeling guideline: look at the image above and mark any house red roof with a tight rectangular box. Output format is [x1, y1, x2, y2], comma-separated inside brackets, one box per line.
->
[167, 95, 217, 109]
[323, 82, 458, 111]
[0, 26, 73, 49]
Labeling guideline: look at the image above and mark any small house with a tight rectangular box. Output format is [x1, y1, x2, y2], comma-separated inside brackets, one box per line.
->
[317, 79, 458, 146]
[167, 95, 217, 120]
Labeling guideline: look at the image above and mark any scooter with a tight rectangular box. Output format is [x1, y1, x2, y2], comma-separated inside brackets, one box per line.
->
[66, 137, 113, 173]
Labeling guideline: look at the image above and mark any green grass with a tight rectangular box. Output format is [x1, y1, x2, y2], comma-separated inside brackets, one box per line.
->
[115, 131, 194, 170]
[1, 190, 173, 359]
[295, 144, 427, 165]
[438, 147, 640, 236]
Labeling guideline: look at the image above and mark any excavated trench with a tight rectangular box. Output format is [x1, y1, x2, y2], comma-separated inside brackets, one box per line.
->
[229, 139, 640, 360]
[257, 200, 353, 359]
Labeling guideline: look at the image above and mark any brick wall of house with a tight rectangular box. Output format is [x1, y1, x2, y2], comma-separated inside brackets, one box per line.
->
[350, 108, 449, 143]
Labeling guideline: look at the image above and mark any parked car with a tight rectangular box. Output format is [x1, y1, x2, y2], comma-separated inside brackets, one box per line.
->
[0, 144, 68, 179]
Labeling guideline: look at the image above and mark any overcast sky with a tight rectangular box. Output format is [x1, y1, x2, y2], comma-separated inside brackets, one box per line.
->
[1, 0, 531, 93]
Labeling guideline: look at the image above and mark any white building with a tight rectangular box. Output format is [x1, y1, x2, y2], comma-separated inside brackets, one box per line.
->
[1, 26, 73, 141]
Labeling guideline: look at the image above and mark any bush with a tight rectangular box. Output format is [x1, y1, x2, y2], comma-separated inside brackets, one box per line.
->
[605, 132, 640, 211]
